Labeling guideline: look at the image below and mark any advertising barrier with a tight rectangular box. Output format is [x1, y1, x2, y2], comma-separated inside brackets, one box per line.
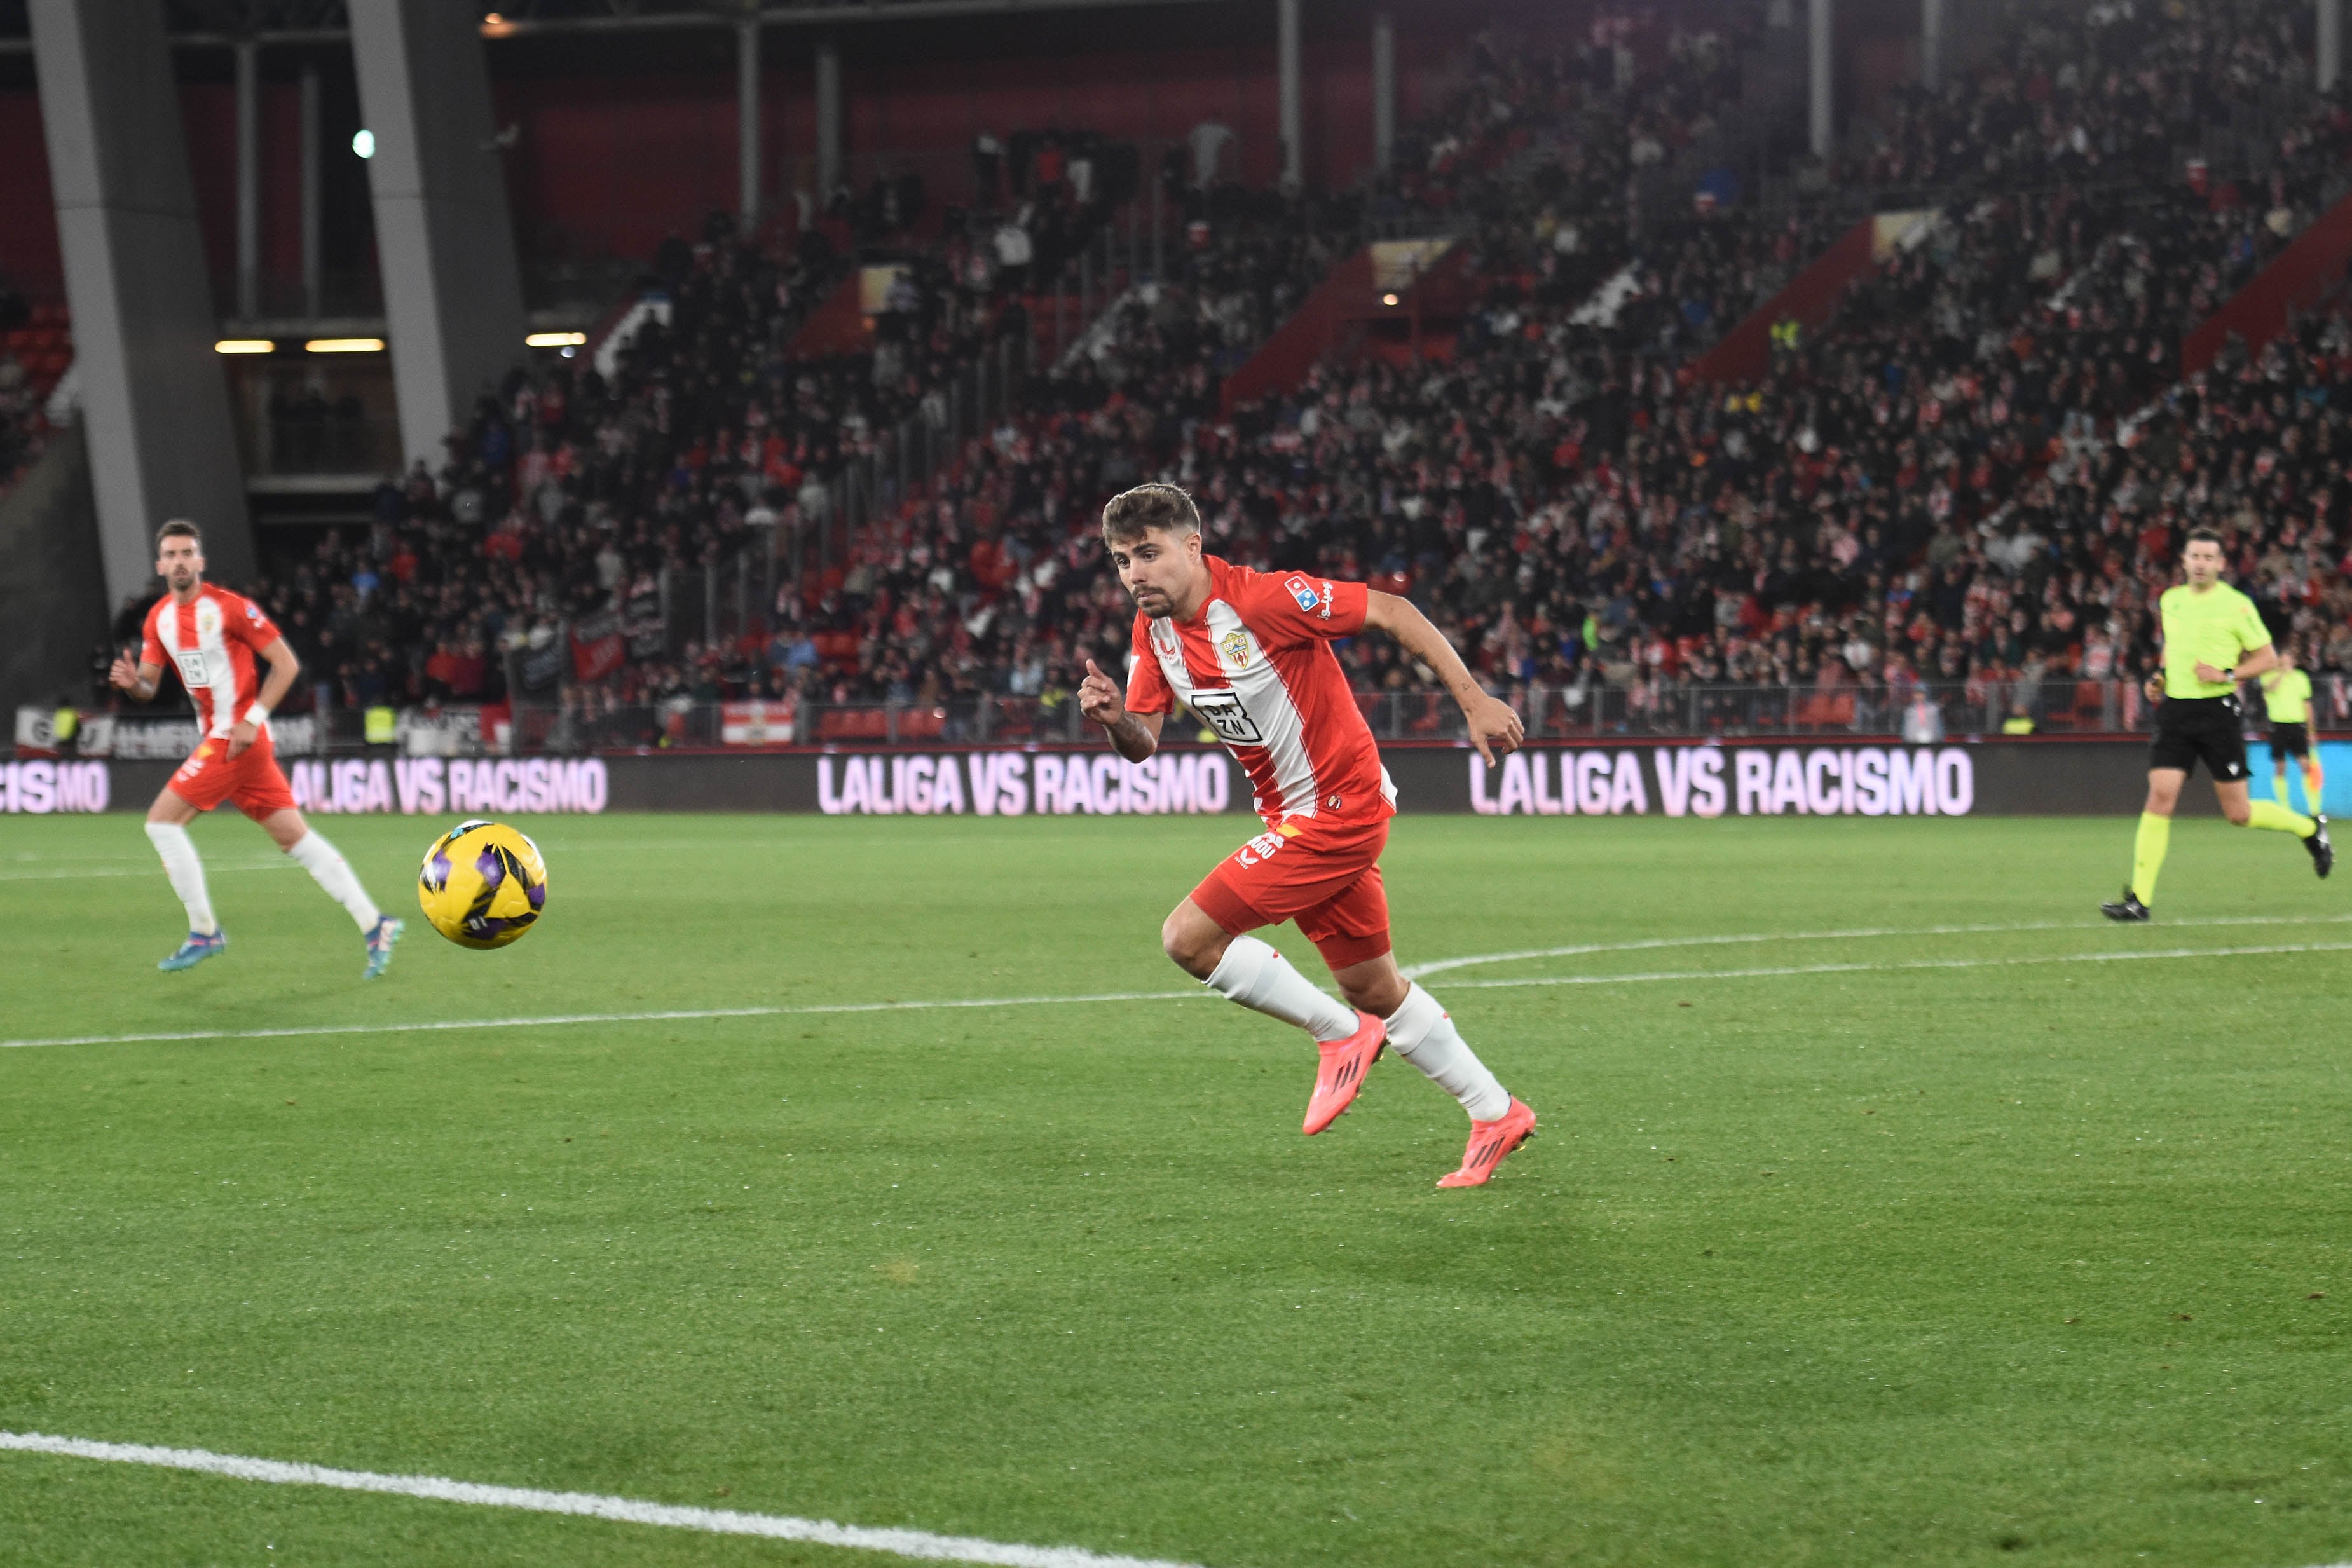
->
[45, 740, 2345, 819]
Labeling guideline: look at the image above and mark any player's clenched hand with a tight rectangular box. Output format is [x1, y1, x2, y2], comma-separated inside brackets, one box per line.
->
[1465, 693, 1524, 765]
[227, 718, 259, 758]
[1078, 658, 1126, 728]
[2193, 662, 2231, 686]
[2143, 676, 2164, 705]
[108, 653, 142, 693]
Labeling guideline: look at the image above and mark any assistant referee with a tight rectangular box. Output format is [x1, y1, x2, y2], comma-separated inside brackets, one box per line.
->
[2103, 529, 2331, 921]
[2260, 641, 2326, 814]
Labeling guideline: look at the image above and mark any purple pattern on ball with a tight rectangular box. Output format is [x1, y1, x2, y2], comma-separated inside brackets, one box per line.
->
[474, 847, 508, 894]
[525, 881, 546, 911]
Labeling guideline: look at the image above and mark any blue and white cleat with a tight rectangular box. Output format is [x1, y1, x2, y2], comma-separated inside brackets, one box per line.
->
[363, 915, 404, 979]
[158, 929, 227, 972]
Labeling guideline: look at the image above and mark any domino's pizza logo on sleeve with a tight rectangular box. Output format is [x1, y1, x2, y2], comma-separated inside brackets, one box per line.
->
[1284, 575, 1320, 612]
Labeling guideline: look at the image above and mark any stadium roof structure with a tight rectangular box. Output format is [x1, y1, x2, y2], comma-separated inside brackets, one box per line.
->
[0, 0, 1215, 50]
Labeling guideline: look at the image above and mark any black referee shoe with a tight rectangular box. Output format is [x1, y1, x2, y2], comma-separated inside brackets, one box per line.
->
[2100, 889, 2152, 922]
[2308, 815, 2334, 880]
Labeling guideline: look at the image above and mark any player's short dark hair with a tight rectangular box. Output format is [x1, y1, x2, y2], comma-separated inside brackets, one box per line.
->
[155, 519, 202, 550]
[1101, 483, 1201, 545]
[2184, 527, 2223, 547]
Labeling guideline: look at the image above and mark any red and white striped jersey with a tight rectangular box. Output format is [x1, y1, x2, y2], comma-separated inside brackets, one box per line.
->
[140, 584, 282, 739]
[1125, 556, 1395, 824]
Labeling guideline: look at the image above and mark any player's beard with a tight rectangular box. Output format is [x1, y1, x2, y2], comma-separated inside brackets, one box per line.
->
[167, 566, 198, 594]
[1133, 589, 1174, 620]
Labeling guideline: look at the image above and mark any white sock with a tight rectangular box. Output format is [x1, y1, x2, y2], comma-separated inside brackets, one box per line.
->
[145, 821, 219, 936]
[287, 829, 382, 932]
[1384, 982, 1510, 1121]
[1203, 934, 1358, 1042]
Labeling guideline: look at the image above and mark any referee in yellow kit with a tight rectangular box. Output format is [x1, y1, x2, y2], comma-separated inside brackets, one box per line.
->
[2260, 641, 2326, 814]
[2103, 529, 2331, 921]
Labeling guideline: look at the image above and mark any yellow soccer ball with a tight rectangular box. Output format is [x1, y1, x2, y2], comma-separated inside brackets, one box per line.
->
[418, 819, 549, 950]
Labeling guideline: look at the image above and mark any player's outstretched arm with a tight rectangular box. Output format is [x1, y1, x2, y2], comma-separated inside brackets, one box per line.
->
[108, 653, 161, 703]
[1364, 591, 1524, 763]
[1079, 658, 1163, 762]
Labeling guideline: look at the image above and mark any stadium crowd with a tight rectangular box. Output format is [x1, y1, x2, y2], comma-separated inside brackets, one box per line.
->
[114, 0, 2346, 743]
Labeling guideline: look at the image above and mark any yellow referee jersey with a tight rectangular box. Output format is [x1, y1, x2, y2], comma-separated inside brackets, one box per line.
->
[2262, 667, 2314, 725]
[2159, 582, 2271, 699]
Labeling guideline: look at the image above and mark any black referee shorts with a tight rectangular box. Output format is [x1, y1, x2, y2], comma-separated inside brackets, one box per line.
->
[2270, 721, 2312, 762]
[2150, 695, 2250, 782]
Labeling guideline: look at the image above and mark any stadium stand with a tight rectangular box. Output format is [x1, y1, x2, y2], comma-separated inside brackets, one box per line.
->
[0, 297, 69, 496]
[158, 0, 2350, 751]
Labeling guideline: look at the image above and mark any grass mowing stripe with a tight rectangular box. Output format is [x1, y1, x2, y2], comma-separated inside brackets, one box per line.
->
[5, 936, 2346, 1053]
[0, 1431, 1218, 1568]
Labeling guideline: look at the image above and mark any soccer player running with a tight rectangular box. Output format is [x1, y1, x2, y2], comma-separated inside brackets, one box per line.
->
[2260, 641, 2326, 815]
[1076, 484, 1536, 1187]
[107, 520, 404, 976]
[2103, 529, 2331, 921]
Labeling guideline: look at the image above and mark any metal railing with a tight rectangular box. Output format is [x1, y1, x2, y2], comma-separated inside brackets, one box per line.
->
[247, 412, 404, 477]
[697, 678, 2163, 750]
[92, 679, 2334, 761]
[799, 329, 1030, 580]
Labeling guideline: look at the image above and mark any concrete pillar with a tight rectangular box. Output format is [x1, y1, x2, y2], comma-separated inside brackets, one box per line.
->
[300, 60, 321, 317]
[1921, 0, 1944, 90]
[2322, 0, 2342, 93]
[1372, 10, 1395, 176]
[1277, 0, 1303, 191]
[350, 0, 528, 469]
[1809, 0, 1833, 160]
[737, 15, 761, 227]
[816, 37, 842, 196]
[235, 37, 259, 319]
[29, 0, 253, 608]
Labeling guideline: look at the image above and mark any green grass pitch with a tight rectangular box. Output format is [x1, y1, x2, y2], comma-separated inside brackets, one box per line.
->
[1, 809, 2348, 1567]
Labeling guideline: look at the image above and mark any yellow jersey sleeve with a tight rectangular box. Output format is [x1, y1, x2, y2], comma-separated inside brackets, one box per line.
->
[2232, 595, 2271, 663]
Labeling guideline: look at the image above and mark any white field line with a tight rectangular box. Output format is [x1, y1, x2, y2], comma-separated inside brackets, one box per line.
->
[0, 860, 296, 883]
[4, 917, 2349, 1053]
[0, 1429, 1212, 1568]
[1398, 911, 2352, 978]
[0, 992, 1209, 1051]
[1433, 940, 2352, 992]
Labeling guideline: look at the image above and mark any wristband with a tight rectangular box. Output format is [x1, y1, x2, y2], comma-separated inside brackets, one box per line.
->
[244, 702, 271, 727]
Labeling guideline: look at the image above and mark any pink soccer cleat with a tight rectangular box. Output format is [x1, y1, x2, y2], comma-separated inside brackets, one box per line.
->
[1302, 1011, 1386, 1135]
[1437, 1097, 1538, 1188]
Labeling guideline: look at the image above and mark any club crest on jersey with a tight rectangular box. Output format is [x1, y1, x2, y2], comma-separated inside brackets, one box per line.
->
[1218, 630, 1252, 669]
[1284, 575, 1319, 612]
[195, 601, 222, 639]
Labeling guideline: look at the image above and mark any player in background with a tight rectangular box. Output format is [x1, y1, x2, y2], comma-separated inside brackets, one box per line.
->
[108, 520, 404, 976]
[1077, 483, 1536, 1188]
[2260, 641, 2325, 815]
[2103, 529, 2330, 921]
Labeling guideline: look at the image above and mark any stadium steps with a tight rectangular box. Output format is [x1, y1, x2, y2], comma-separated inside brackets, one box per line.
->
[2181, 177, 2352, 377]
[1687, 209, 1934, 386]
[1218, 238, 1473, 415]
[0, 422, 105, 716]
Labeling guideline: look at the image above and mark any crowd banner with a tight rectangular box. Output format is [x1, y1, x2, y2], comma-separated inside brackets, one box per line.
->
[45, 741, 2351, 819]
